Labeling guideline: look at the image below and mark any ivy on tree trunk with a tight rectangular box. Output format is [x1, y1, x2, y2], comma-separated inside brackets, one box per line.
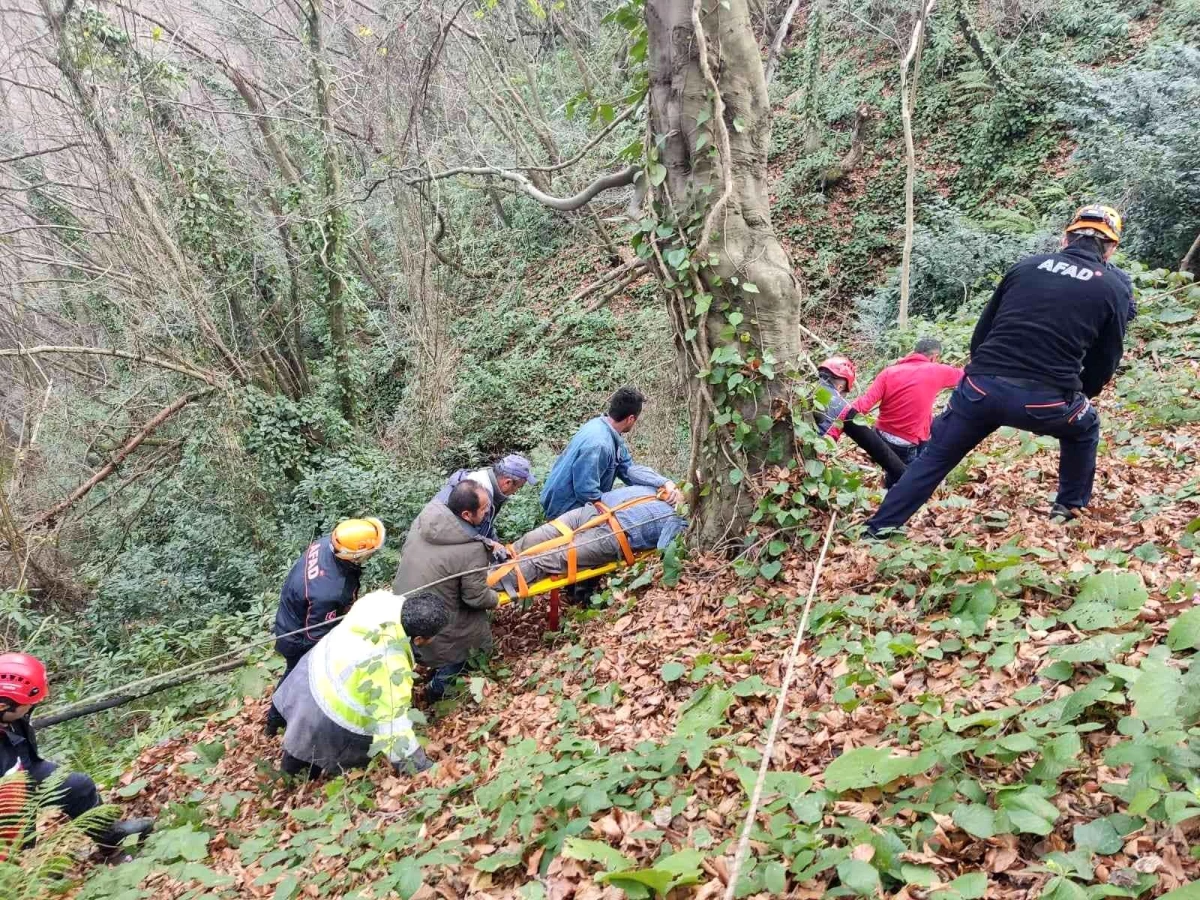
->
[642, 0, 806, 550]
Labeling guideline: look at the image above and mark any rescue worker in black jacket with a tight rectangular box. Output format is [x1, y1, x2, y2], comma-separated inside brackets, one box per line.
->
[265, 517, 385, 735]
[866, 205, 1132, 536]
[1, 653, 154, 856]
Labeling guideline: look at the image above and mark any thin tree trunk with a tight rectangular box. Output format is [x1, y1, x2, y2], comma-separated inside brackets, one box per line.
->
[898, 0, 935, 328]
[1181, 230, 1200, 275]
[307, 0, 355, 422]
[764, 0, 804, 84]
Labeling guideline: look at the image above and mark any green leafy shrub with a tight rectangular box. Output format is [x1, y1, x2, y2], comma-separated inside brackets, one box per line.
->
[1065, 46, 1200, 269]
[856, 201, 1051, 334]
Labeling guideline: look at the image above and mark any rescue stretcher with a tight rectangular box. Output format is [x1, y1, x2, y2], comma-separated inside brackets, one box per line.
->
[492, 491, 669, 630]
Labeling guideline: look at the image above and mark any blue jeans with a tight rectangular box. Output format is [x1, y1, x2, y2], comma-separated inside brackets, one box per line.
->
[877, 433, 923, 489]
[425, 662, 467, 702]
[868, 374, 1100, 532]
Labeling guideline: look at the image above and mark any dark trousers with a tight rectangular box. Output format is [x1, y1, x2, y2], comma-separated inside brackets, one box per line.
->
[877, 434, 924, 489]
[840, 418, 907, 485]
[266, 643, 309, 731]
[868, 374, 1100, 532]
[281, 751, 325, 780]
[28, 759, 101, 819]
[425, 662, 467, 702]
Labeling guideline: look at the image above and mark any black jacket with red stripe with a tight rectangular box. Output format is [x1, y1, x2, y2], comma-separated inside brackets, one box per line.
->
[273, 536, 361, 658]
[965, 245, 1132, 398]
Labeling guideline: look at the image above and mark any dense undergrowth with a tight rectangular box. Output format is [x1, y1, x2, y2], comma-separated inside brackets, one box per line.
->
[3, 0, 1200, 895]
[20, 258, 1196, 900]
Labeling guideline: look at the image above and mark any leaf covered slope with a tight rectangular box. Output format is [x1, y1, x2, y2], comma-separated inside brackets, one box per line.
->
[78, 287, 1200, 900]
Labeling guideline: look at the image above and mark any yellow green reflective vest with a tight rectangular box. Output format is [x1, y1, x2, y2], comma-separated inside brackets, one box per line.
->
[308, 589, 418, 761]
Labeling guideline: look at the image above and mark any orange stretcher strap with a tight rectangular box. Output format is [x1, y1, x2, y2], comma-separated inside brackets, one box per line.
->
[487, 490, 668, 599]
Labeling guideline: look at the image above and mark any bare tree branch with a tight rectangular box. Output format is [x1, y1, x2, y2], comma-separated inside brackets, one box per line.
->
[402, 164, 639, 212]
[0, 346, 223, 385]
[0, 142, 86, 165]
[24, 388, 214, 530]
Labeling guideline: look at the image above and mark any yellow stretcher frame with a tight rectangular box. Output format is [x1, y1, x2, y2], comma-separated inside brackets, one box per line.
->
[496, 550, 656, 606]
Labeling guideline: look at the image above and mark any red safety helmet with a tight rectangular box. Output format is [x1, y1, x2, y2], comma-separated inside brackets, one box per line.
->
[0, 653, 49, 706]
[818, 356, 857, 392]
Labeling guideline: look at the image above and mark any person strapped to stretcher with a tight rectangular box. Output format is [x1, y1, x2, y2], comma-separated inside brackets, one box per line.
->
[489, 485, 687, 598]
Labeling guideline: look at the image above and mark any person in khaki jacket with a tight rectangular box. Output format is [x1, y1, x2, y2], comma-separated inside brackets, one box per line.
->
[392, 481, 498, 700]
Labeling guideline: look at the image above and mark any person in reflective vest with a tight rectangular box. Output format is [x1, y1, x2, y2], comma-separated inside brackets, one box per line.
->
[270, 590, 449, 778]
[266, 517, 387, 736]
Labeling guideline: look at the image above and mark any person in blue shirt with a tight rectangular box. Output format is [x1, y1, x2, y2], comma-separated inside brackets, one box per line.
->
[540, 387, 681, 521]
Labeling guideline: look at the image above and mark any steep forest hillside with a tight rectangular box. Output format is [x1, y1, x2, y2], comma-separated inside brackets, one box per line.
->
[1, 0, 1199, 895]
[38, 275, 1200, 900]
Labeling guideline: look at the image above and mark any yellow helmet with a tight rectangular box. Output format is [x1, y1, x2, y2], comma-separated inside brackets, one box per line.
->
[332, 517, 386, 562]
[1065, 204, 1123, 244]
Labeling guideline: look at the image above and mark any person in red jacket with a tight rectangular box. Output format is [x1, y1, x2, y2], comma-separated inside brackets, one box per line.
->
[849, 338, 962, 486]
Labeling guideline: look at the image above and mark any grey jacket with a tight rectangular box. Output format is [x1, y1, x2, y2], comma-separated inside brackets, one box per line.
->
[392, 499, 498, 669]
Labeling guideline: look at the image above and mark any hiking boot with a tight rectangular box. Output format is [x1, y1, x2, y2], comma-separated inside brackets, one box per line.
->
[1049, 502, 1081, 522]
[95, 817, 155, 856]
[264, 706, 286, 737]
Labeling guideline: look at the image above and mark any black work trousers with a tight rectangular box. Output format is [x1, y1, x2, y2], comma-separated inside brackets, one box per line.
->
[868, 374, 1100, 532]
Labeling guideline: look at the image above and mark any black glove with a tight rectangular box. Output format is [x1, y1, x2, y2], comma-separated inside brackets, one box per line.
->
[398, 747, 433, 775]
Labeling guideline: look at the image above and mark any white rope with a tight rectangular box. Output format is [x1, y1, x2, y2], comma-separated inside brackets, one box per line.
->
[32, 509, 684, 720]
[722, 512, 838, 900]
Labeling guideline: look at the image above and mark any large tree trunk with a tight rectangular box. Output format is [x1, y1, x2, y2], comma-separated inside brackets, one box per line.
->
[645, 0, 804, 550]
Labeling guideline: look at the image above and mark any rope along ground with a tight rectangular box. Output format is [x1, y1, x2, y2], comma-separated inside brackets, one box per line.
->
[722, 512, 838, 900]
[32, 510, 685, 727]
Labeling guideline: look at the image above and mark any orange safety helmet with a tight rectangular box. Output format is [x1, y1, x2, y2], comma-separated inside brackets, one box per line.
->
[331, 517, 386, 563]
[0, 653, 49, 707]
[818, 356, 857, 392]
[1065, 204, 1123, 244]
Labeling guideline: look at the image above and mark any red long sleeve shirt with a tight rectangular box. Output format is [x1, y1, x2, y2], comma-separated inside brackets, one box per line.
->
[849, 353, 963, 444]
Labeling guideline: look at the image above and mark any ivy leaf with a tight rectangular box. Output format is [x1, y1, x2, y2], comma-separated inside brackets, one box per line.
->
[1076, 570, 1148, 610]
[998, 786, 1060, 835]
[729, 469, 744, 485]
[824, 746, 932, 792]
[475, 849, 526, 872]
[732, 675, 773, 696]
[763, 860, 787, 894]
[115, 778, 148, 799]
[742, 281, 759, 293]
[1073, 818, 1123, 854]
[934, 872, 988, 900]
[664, 247, 689, 270]
[1051, 631, 1140, 662]
[647, 163, 667, 187]
[758, 560, 782, 580]
[952, 803, 997, 838]
[1161, 883, 1200, 900]
[1156, 306, 1195, 323]
[580, 785, 612, 815]
[1168, 608, 1200, 651]
[562, 837, 633, 872]
[836, 859, 881, 896]
[392, 861, 424, 899]
[660, 662, 687, 683]
[1129, 657, 1183, 720]
[732, 116, 746, 133]
[151, 825, 210, 863]
[273, 876, 300, 900]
